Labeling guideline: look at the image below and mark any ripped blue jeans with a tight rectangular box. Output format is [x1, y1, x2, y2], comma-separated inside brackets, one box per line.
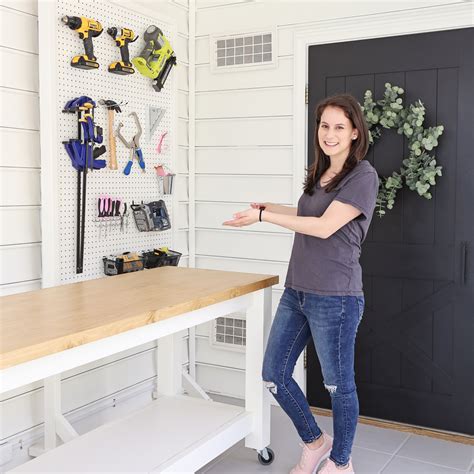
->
[262, 287, 364, 466]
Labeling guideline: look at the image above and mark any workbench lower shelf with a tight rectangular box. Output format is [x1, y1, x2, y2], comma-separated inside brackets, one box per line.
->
[10, 395, 255, 473]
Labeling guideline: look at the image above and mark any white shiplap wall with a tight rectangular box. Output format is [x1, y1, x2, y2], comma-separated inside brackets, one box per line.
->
[0, 0, 191, 468]
[0, 1, 41, 296]
[191, 0, 468, 398]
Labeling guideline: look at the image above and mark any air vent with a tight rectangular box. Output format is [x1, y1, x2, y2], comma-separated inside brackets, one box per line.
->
[211, 29, 277, 72]
[210, 313, 246, 352]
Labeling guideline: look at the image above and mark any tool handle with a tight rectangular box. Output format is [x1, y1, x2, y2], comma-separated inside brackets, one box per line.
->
[120, 43, 130, 64]
[83, 36, 96, 61]
[136, 148, 145, 172]
[108, 109, 117, 170]
[124, 159, 133, 175]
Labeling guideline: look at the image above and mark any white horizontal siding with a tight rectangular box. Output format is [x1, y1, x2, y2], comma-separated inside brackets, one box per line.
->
[177, 146, 189, 173]
[196, 86, 292, 118]
[178, 203, 189, 229]
[196, 362, 245, 399]
[0, 243, 41, 285]
[196, 146, 292, 175]
[195, 175, 292, 203]
[132, 0, 189, 35]
[177, 175, 189, 201]
[195, 201, 291, 234]
[178, 118, 189, 146]
[196, 0, 250, 9]
[196, 256, 286, 291]
[193, 332, 245, 370]
[178, 63, 189, 91]
[0, 168, 41, 205]
[176, 33, 189, 64]
[195, 0, 462, 35]
[0, 206, 41, 245]
[176, 229, 189, 255]
[196, 116, 292, 146]
[0, 6, 38, 53]
[0, 279, 41, 296]
[0, 48, 39, 92]
[0, 129, 40, 167]
[196, 229, 292, 261]
[0, 89, 39, 130]
[178, 90, 189, 119]
[0, 0, 37, 15]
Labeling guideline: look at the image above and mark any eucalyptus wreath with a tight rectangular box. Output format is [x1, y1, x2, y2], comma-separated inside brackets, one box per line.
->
[361, 83, 444, 217]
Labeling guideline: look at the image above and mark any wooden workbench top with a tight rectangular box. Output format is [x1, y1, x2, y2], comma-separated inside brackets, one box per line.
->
[0, 267, 278, 370]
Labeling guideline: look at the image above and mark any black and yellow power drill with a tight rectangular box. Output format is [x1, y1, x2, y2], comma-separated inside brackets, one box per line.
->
[107, 27, 138, 75]
[62, 15, 103, 70]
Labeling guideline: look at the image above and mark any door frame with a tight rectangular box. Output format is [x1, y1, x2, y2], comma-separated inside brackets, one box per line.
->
[292, 3, 473, 397]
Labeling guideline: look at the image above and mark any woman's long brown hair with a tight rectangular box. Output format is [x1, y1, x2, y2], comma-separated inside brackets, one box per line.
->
[303, 93, 369, 195]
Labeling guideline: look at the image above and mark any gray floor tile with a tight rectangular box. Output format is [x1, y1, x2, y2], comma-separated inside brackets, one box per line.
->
[382, 456, 465, 473]
[342, 446, 392, 473]
[396, 434, 473, 471]
[352, 422, 410, 454]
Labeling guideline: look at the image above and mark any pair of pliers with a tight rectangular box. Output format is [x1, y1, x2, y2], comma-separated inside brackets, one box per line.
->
[116, 112, 145, 175]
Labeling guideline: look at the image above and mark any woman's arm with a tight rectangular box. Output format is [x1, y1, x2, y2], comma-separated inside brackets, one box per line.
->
[223, 200, 362, 238]
[251, 202, 297, 216]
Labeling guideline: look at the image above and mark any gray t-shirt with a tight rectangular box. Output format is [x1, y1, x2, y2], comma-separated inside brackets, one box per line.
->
[285, 160, 379, 296]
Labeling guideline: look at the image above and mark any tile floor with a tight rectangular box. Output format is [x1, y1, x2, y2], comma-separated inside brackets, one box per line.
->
[197, 398, 473, 474]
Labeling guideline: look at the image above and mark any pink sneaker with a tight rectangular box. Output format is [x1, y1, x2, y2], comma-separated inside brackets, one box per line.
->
[318, 457, 355, 474]
[290, 432, 333, 474]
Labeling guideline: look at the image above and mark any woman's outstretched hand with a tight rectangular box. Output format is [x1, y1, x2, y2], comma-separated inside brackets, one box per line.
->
[223, 207, 260, 227]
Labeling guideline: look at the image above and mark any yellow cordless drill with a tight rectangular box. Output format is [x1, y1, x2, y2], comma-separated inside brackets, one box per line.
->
[107, 27, 138, 75]
[62, 15, 103, 70]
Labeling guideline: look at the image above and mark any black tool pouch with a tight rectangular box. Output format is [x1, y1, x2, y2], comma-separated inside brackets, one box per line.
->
[148, 200, 171, 231]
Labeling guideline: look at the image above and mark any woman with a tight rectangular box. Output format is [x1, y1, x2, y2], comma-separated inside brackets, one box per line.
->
[223, 93, 379, 473]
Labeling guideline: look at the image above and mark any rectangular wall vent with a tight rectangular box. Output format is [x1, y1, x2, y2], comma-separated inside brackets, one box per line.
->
[210, 313, 246, 352]
[211, 29, 277, 72]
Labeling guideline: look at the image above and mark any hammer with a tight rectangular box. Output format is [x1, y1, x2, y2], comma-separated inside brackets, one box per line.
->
[99, 99, 122, 170]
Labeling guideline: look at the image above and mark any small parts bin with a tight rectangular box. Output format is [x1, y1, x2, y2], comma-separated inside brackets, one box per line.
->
[142, 247, 182, 268]
[103, 252, 145, 276]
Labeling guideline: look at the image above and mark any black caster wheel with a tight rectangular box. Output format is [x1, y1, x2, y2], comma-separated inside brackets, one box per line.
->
[257, 447, 275, 465]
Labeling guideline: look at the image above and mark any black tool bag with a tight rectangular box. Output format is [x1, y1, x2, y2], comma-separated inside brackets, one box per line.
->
[148, 200, 171, 231]
[132, 200, 171, 232]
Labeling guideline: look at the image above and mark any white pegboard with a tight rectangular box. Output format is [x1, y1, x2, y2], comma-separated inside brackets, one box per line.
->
[52, 0, 178, 283]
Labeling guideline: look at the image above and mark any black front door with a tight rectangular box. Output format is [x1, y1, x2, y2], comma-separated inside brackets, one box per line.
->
[306, 28, 474, 435]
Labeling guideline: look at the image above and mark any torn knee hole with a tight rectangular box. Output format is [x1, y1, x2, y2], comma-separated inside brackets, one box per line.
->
[324, 383, 337, 394]
[264, 381, 278, 394]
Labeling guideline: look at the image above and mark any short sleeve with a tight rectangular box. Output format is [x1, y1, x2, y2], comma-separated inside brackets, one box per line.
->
[334, 171, 379, 220]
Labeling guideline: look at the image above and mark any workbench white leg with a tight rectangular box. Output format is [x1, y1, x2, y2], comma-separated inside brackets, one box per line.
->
[157, 333, 183, 396]
[245, 287, 272, 451]
[29, 374, 78, 457]
[44, 375, 60, 450]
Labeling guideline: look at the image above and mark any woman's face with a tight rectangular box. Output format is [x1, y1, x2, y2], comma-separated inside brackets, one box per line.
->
[317, 106, 358, 161]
